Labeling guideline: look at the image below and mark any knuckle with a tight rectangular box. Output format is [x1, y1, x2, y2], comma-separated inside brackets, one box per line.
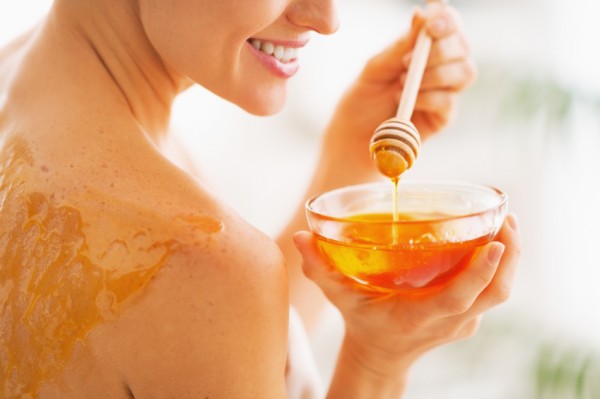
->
[430, 325, 454, 342]
[473, 270, 494, 289]
[463, 60, 478, 81]
[510, 242, 523, 259]
[436, 322, 470, 342]
[364, 56, 380, 72]
[300, 260, 322, 280]
[442, 34, 464, 60]
[459, 318, 482, 339]
[301, 264, 315, 279]
[493, 283, 513, 304]
[442, 296, 471, 315]
[441, 92, 457, 110]
[402, 316, 426, 335]
[399, 309, 429, 335]
[401, 320, 423, 336]
[460, 326, 477, 340]
[422, 91, 454, 111]
[453, 61, 477, 90]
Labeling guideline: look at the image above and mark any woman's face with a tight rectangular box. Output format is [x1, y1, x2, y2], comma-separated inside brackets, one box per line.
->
[138, 0, 339, 115]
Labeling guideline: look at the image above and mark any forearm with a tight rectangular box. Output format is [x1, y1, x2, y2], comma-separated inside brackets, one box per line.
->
[276, 130, 382, 330]
[275, 140, 332, 331]
[276, 203, 327, 331]
[327, 334, 412, 399]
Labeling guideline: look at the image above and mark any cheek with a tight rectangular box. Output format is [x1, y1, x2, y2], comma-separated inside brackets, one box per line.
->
[139, 0, 279, 76]
[139, 4, 230, 80]
[139, 1, 289, 114]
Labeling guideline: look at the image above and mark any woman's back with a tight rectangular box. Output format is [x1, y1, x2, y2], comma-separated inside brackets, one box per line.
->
[0, 23, 289, 398]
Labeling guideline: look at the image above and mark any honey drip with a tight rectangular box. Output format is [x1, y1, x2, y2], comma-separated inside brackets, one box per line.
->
[0, 137, 223, 397]
[391, 177, 400, 244]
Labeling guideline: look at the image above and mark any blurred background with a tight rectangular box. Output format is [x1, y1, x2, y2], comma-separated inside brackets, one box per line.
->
[2, 0, 599, 397]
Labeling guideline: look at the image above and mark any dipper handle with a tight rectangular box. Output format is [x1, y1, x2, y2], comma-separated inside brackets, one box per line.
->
[369, 0, 448, 180]
[397, 0, 446, 121]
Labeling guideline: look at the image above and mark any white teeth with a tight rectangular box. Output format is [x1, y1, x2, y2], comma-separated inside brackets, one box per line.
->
[273, 45, 284, 60]
[250, 39, 261, 50]
[283, 48, 295, 62]
[260, 42, 274, 55]
[250, 39, 298, 63]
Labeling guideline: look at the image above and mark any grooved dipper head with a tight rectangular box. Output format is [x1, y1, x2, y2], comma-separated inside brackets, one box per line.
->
[369, 118, 421, 179]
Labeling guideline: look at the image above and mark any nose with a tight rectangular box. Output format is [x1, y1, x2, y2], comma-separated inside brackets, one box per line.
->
[288, 0, 340, 35]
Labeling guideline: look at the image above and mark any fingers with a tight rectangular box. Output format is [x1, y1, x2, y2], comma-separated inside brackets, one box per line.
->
[414, 90, 457, 118]
[400, 58, 476, 91]
[361, 4, 475, 108]
[424, 5, 464, 40]
[425, 242, 505, 317]
[400, 7, 475, 91]
[407, 91, 457, 136]
[457, 315, 483, 340]
[467, 214, 522, 315]
[399, 56, 475, 137]
[421, 59, 477, 91]
[402, 25, 469, 70]
[427, 33, 471, 69]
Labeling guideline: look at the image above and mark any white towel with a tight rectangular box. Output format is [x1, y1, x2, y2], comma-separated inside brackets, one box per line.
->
[286, 307, 324, 399]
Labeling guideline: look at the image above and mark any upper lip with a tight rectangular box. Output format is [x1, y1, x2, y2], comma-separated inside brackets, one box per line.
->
[248, 37, 310, 49]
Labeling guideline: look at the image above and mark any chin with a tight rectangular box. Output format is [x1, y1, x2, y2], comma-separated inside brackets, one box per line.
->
[201, 77, 288, 116]
[237, 89, 287, 116]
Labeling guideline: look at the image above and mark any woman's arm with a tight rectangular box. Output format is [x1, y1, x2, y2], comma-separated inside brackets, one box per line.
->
[102, 221, 290, 399]
[276, 5, 476, 330]
[295, 214, 521, 398]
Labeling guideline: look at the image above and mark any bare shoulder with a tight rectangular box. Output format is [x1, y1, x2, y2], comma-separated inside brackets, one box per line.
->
[1, 120, 289, 397]
[99, 161, 290, 398]
[74, 151, 290, 398]
[108, 216, 289, 399]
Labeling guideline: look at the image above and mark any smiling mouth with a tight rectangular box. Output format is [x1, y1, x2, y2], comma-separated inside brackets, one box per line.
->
[247, 39, 299, 64]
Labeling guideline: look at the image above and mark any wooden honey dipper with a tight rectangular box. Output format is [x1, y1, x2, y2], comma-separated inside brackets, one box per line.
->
[370, 0, 446, 179]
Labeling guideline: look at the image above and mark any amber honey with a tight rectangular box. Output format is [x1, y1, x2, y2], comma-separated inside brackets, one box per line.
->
[315, 211, 493, 292]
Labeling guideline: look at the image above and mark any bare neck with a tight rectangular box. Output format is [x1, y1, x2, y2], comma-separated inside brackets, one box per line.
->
[39, 0, 190, 142]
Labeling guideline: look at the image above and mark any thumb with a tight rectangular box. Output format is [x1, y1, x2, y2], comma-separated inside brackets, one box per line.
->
[293, 231, 350, 297]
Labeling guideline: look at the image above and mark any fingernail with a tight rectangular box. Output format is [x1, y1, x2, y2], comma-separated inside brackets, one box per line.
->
[487, 243, 505, 264]
[507, 214, 519, 231]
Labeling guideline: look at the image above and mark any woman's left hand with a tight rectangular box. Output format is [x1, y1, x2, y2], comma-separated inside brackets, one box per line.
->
[319, 5, 476, 187]
[293, 214, 521, 381]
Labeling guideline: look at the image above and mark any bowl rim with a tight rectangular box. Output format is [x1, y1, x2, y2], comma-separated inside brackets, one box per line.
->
[305, 179, 508, 225]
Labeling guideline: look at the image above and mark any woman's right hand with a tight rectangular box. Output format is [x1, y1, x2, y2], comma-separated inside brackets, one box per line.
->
[293, 214, 521, 396]
[314, 5, 476, 191]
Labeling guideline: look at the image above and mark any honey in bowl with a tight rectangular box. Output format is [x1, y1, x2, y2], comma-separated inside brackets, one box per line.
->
[306, 181, 507, 292]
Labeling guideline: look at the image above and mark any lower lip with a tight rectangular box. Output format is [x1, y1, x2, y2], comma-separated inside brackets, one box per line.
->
[246, 42, 300, 79]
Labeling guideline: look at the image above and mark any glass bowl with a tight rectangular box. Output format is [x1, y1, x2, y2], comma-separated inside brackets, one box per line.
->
[305, 180, 507, 292]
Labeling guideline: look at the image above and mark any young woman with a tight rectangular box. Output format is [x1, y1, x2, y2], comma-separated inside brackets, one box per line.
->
[0, 0, 520, 398]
